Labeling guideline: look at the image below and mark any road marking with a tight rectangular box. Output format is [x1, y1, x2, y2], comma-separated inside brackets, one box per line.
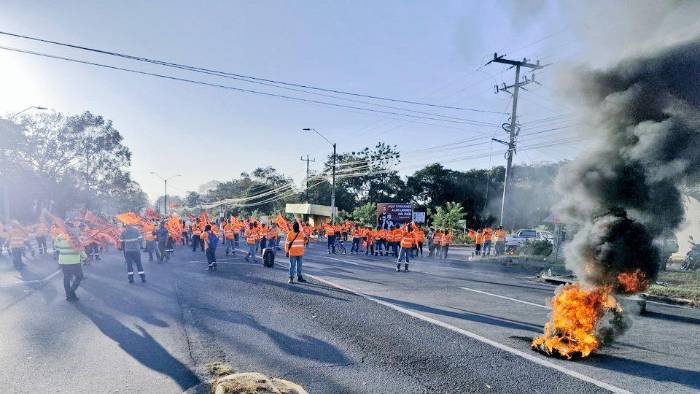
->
[459, 287, 550, 309]
[304, 272, 631, 394]
[0, 269, 61, 288]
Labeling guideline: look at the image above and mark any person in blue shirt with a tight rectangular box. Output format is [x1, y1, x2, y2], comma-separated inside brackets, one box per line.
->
[203, 224, 218, 271]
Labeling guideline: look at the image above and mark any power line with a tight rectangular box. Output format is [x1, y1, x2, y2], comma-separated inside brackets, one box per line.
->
[0, 44, 503, 127]
[0, 30, 507, 115]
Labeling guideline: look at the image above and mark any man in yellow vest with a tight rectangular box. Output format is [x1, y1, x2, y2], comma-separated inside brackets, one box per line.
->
[55, 224, 87, 301]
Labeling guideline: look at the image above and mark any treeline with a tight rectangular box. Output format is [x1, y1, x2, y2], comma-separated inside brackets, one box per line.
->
[0, 111, 148, 221]
[186, 142, 565, 230]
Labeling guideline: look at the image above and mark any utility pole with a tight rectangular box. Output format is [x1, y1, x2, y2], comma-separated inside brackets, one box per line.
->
[331, 143, 337, 225]
[300, 155, 316, 202]
[487, 53, 543, 227]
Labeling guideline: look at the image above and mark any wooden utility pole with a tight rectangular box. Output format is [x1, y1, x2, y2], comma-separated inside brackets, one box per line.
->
[487, 53, 543, 227]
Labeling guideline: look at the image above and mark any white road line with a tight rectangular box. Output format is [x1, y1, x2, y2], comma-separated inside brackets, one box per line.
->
[459, 287, 551, 309]
[304, 272, 631, 394]
[0, 269, 61, 288]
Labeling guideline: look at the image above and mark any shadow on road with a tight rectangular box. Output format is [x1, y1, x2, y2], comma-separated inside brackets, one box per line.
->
[74, 303, 200, 391]
[200, 307, 351, 365]
[231, 270, 350, 302]
[588, 354, 700, 390]
[372, 295, 543, 332]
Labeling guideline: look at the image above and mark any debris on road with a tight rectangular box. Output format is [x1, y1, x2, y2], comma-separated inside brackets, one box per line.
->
[212, 372, 307, 394]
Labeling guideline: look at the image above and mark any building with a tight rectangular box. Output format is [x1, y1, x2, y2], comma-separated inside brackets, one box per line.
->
[285, 203, 337, 226]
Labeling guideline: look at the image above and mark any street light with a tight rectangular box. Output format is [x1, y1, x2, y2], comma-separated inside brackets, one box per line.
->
[9, 106, 48, 119]
[3, 106, 48, 222]
[150, 172, 182, 216]
[302, 128, 337, 224]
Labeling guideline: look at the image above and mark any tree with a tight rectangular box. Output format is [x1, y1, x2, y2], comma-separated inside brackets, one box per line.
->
[184, 191, 202, 208]
[431, 202, 465, 230]
[352, 202, 377, 226]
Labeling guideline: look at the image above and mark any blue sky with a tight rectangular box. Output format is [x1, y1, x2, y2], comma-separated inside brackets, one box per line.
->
[1, 1, 698, 200]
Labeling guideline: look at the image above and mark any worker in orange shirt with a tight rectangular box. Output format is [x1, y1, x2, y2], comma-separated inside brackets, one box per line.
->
[244, 222, 259, 263]
[364, 226, 375, 256]
[475, 229, 483, 256]
[483, 227, 493, 256]
[431, 230, 443, 259]
[413, 226, 425, 257]
[223, 221, 236, 256]
[374, 225, 385, 256]
[494, 226, 507, 256]
[143, 221, 159, 261]
[350, 225, 362, 254]
[7, 221, 28, 269]
[397, 224, 417, 272]
[440, 230, 453, 259]
[35, 221, 49, 255]
[191, 220, 204, 252]
[285, 221, 307, 284]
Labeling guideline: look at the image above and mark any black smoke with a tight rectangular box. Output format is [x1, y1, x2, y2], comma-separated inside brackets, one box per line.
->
[557, 38, 700, 290]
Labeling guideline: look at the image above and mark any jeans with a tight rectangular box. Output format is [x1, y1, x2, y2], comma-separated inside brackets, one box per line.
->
[192, 235, 204, 252]
[398, 247, 410, 263]
[483, 241, 492, 256]
[365, 243, 374, 255]
[225, 238, 235, 254]
[391, 242, 399, 257]
[327, 234, 336, 253]
[289, 255, 303, 278]
[246, 243, 256, 261]
[36, 236, 47, 254]
[417, 241, 423, 256]
[11, 248, 23, 269]
[61, 263, 83, 297]
[146, 240, 160, 261]
[182, 232, 190, 246]
[351, 238, 360, 253]
[260, 237, 267, 252]
[375, 240, 384, 255]
[442, 245, 449, 259]
[206, 246, 217, 265]
[124, 251, 144, 278]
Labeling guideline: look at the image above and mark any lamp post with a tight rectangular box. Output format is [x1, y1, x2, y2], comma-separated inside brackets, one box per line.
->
[302, 128, 336, 224]
[150, 172, 181, 216]
[3, 106, 47, 222]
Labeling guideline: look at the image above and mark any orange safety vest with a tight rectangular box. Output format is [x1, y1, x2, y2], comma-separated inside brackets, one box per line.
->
[8, 227, 27, 248]
[224, 224, 234, 240]
[494, 229, 506, 242]
[475, 233, 483, 245]
[143, 223, 156, 241]
[285, 231, 305, 256]
[35, 223, 49, 236]
[414, 230, 425, 242]
[391, 229, 403, 243]
[433, 233, 443, 245]
[192, 224, 202, 236]
[440, 233, 452, 246]
[245, 229, 258, 245]
[400, 232, 416, 249]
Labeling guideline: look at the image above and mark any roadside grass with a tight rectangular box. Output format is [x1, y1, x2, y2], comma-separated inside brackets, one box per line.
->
[648, 270, 700, 302]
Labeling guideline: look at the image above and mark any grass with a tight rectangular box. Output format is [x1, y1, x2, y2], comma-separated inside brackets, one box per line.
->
[647, 270, 700, 303]
[206, 361, 235, 377]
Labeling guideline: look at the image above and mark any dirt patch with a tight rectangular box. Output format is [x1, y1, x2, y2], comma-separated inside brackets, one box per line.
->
[213, 372, 307, 394]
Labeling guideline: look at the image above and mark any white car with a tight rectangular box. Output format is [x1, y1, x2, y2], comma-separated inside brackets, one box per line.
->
[506, 229, 542, 248]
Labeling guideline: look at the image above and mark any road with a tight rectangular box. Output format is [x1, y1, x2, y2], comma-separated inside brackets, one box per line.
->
[0, 241, 698, 393]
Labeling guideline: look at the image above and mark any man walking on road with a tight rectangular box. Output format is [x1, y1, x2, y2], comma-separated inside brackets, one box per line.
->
[285, 221, 306, 284]
[397, 224, 416, 272]
[203, 224, 218, 271]
[55, 224, 86, 301]
[120, 224, 146, 283]
[244, 222, 258, 263]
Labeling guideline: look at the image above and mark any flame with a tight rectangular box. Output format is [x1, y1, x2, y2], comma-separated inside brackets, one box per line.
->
[617, 269, 649, 294]
[531, 283, 621, 359]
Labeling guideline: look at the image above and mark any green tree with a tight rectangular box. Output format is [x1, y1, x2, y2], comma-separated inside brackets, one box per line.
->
[431, 202, 465, 230]
[352, 202, 377, 226]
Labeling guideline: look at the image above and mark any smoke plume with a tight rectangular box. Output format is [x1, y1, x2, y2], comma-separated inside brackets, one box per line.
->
[557, 38, 700, 290]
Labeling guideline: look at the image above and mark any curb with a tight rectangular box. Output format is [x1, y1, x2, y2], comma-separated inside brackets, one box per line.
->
[643, 293, 698, 308]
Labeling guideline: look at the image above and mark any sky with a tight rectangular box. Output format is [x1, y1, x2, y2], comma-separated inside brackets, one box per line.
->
[1, 0, 698, 201]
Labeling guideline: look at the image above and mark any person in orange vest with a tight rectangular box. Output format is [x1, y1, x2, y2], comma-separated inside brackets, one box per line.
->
[483, 227, 493, 256]
[181, 219, 190, 246]
[431, 230, 443, 259]
[440, 230, 453, 259]
[244, 222, 259, 263]
[6, 221, 28, 270]
[223, 221, 236, 256]
[202, 224, 219, 271]
[397, 224, 417, 272]
[35, 221, 49, 255]
[364, 226, 375, 256]
[374, 225, 385, 256]
[285, 221, 306, 283]
[143, 221, 159, 261]
[191, 220, 204, 252]
[475, 229, 483, 256]
[414, 225, 425, 257]
[350, 225, 362, 254]
[258, 223, 268, 253]
[391, 225, 403, 257]
[267, 223, 279, 251]
[494, 226, 507, 256]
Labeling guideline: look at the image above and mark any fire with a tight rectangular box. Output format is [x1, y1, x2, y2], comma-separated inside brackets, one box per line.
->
[617, 269, 649, 294]
[531, 283, 621, 359]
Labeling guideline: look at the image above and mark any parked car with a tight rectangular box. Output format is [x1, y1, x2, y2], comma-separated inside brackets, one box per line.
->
[506, 229, 540, 248]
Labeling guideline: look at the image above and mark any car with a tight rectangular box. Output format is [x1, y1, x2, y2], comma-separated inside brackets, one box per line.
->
[506, 228, 540, 248]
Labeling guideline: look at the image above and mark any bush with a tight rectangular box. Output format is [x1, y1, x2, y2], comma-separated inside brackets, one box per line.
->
[518, 239, 553, 257]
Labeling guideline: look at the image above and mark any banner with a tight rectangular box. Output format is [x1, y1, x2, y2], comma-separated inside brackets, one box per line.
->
[376, 203, 413, 228]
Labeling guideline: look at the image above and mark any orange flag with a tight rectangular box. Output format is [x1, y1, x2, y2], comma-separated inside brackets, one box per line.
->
[116, 212, 143, 226]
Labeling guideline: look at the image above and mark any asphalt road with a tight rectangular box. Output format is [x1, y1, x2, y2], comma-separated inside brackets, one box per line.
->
[0, 241, 698, 393]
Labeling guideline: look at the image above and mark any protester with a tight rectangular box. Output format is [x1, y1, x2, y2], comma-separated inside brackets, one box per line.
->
[156, 222, 169, 262]
[440, 230, 452, 259]
[119, 224, 146, 283]
[397, 224, 416, 272]
[414, 226, 425, 257]
[7, 221, 28, 270]
[285, 221, 306, 284]
[475, 229, 483, 256]
[203, 224, 218, 271]
[55, 224, 87, 300]
[494, 226, 506, 256]
[143, 221, 159, 261]
[191, 220, 203, 252]
[244, 222, 258, 263]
